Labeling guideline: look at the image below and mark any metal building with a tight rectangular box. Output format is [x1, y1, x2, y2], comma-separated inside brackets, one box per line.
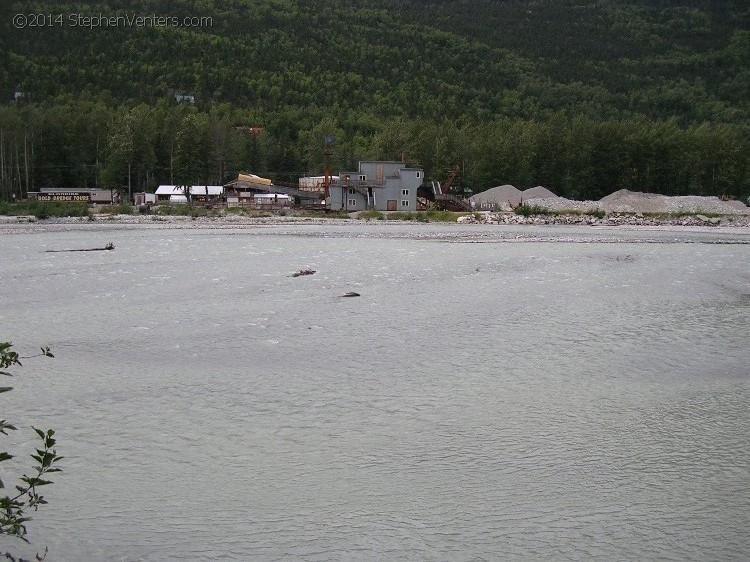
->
[328, 161, 423, 212]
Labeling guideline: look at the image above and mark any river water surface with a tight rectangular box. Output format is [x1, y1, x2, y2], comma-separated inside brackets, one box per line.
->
[1, 223, 749, 560]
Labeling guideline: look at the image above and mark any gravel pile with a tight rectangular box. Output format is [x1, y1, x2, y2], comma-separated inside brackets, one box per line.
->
[522, 186, 558, 200]
[470, 185, 522, 209]
[471, 186, 748, 215]
[599, 189, 749, 214]
[521, 189, 749, 215]
[524, 197, 604, 213]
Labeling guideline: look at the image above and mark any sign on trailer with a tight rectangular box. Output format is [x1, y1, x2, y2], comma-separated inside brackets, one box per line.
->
[37, 192, 92, 202]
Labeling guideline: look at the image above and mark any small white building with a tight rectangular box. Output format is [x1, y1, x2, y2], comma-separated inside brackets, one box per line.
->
[134, 192, 157, 206]
[155, 185, 223, 203]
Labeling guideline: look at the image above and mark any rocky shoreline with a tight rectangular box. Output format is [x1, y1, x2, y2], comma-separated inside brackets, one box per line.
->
[2, 210, 750, 232]
[459, 211, 750, 227]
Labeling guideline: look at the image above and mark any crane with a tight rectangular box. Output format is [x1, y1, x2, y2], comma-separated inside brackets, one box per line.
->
[440, 164, 461, 196]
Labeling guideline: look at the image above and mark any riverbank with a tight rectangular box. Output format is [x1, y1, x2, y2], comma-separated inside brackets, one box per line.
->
[2, 209, 750, 232]
[460, 210, 750, 227]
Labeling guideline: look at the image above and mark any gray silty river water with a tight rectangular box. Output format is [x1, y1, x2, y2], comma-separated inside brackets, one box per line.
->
[1, 224, 749, 560]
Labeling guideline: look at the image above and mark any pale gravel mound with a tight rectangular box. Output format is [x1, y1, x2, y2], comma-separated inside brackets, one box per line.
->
[723, 199, 750, 212]
[600, 189, 651, 204]
[470, 184, 522, 209]
[522, 186, 558, 200]
[599, 189, 749, 214]
[525, 197, 604, 212]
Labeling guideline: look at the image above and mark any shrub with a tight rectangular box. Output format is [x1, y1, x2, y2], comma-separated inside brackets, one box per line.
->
[0, 343, 61, 559]
[424, 210, 462, 222]
[0, 201, 89, 219]
[98, 203, 134, 215]
[189, 206, 207, 218]
[154, 204, 193, 216]
[359, 210, 384, 221]
[513, 203, 550, 216]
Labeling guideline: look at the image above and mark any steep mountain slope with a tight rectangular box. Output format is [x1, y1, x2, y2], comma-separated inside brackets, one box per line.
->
[2, 0, 748, 122]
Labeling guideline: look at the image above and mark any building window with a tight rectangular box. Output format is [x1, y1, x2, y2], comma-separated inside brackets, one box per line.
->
[359, 175, 366, 181]
[348, 188, 355, 195]
[416, 171, 422, 178]
[402, 189, 409, 196]
[401, 200, 409, 208]
[348, 199, 357, 207]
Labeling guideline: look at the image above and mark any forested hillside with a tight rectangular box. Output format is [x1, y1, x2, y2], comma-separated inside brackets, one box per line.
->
[0, 0, 748, 200]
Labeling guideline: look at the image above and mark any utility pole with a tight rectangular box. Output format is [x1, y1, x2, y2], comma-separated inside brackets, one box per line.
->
[128, 162, 132, 203]
[323, 134, 334, 201]
[0, 128, 5, 200]
[23, 129, 29, 198]
[15, 143, 21, 201]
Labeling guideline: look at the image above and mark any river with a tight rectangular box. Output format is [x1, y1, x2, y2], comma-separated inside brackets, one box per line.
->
[2, 223, 749, 560]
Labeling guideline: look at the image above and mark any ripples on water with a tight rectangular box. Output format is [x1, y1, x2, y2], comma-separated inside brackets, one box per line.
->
[1, 225, 748, 560]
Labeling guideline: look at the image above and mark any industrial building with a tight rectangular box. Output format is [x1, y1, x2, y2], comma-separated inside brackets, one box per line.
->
[298, 175, 339, 192]
[224, 173, 323, 207]
[327, 161, 423, 212]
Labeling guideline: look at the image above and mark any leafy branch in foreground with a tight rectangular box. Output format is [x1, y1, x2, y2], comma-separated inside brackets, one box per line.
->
[1, 342, 61, 559]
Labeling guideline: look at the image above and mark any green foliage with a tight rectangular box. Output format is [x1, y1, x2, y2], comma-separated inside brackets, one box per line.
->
[189, 206, 208, 218]
[2, 1, 748, 122]
[358, 210, 384, 221]
[0, 342, 61, 556]
[384, 211, 419, 221]
[0, 2, 748, 201]
[426, 210, 464, 222]
[0, 201, 90, 219]
[153, 204, 192, 216]
[97, 203, 133, 215]
[514, 203, 552, 216]
[152, 204, 210, 217]
[377, 210, 462, 222]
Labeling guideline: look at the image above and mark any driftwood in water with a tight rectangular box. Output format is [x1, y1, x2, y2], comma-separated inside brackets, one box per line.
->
[340, 292, 360, 298]
[46, 242, 114, 253]
[291, 269, 316, 277]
